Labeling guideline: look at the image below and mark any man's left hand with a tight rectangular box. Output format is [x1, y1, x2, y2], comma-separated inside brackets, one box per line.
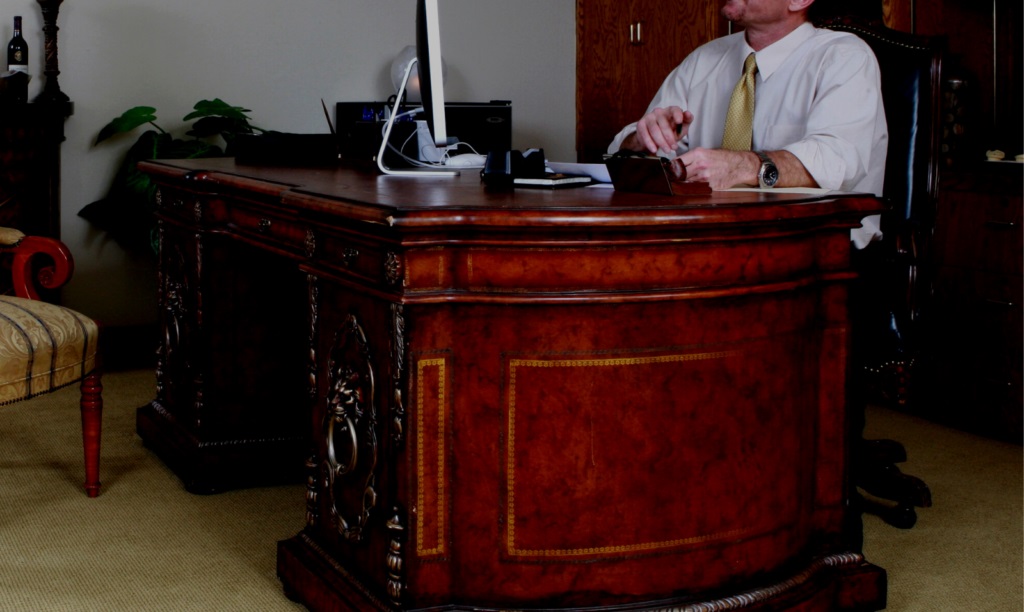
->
[677, 148, 758, 190]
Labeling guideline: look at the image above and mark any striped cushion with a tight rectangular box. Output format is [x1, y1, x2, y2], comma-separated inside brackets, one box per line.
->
[0, 296, 99, 405]
[0, 227, 26, 246]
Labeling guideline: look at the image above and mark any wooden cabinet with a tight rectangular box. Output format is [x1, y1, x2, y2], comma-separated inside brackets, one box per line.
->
[892, 0, 1023, 157]
[0, 101, 72, 238]
[926, 162, 1023, 442]
[575, 0, 726, 162]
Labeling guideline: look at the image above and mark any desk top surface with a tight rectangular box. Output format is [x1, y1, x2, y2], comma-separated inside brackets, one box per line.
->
[140, 157, 882, 231]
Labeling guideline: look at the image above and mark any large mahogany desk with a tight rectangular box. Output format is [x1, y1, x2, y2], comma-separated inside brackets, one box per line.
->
[138, 158, 885, 612]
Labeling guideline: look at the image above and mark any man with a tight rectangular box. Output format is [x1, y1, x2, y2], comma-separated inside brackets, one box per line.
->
[608, 0, 888, 247]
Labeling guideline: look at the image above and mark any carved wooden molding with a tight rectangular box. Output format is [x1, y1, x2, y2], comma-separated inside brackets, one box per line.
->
[390, 303, 407, 449]
[304, 229, 317, 259]
[651, 553, 865, 611]
[385, 508, 406, 607]
[384, 252, 403, 286]
[305, 273, 321, 528]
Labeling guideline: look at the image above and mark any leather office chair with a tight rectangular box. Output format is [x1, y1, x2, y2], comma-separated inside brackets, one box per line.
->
[0, 227, 103, 497]
[815, 14, 944, 528]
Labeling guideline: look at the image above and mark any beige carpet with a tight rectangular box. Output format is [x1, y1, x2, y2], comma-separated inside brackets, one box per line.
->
[1, 369, 1020, 611]
[862, 405, 1023, 611]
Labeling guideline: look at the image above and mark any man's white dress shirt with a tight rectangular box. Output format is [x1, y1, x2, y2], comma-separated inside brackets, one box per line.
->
[608, 23, 888, 247]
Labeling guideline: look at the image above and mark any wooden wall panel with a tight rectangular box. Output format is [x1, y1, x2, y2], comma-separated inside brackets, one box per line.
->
[575, 0, 725, 162]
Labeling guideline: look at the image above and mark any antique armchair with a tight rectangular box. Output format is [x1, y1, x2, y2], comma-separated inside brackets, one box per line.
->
[0, 226, 103, 497]
[815, 14, 944, 528]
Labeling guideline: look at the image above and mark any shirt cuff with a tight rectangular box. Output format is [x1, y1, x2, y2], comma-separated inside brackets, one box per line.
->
[851, 214, 882, 249]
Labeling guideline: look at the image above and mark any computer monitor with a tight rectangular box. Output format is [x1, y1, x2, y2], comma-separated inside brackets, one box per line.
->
[377, 0, 458, 176]
[417, 0, 448, 149]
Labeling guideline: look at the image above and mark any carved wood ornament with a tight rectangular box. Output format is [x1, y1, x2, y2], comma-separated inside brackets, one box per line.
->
[321, 313, 380, 542]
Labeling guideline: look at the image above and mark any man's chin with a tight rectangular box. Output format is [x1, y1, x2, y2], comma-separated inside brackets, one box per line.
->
[720, 1, 742, 23]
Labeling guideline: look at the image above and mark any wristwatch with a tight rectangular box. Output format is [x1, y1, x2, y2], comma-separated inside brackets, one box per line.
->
[755, 151, 779, 189]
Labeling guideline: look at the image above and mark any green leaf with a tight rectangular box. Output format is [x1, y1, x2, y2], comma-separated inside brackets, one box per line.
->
[123, 130, 171, 162]
[94, 106, 161, 145]
[187, 116, 257, 139]
[183, 98, 253, 122]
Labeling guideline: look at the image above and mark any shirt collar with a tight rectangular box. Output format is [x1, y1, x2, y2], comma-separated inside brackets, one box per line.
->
[744, 22, 816, 81]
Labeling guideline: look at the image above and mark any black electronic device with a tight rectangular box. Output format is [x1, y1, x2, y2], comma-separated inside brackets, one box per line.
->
[480, 148, 547, 190]
[336, 100, 512, 166]
[234, 132, 338, 166]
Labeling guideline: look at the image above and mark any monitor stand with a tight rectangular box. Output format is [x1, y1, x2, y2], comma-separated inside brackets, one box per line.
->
[376, 58, 459, 177]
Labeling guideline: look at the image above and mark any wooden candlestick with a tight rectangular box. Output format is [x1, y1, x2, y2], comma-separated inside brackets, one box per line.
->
[34, 0, 70, 105]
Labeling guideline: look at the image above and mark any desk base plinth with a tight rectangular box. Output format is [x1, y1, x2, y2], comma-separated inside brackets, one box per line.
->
[137, 400, 306, 494]
[277, 533, 886, 612]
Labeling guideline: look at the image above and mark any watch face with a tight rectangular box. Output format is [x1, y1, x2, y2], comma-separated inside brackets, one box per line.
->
[762, 163, 779, 187]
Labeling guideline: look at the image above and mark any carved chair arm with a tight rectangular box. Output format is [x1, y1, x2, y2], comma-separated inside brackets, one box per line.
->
[0, 227, 75, 300]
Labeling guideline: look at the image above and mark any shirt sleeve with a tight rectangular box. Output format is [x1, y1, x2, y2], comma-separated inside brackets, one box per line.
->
[780, 42, 886, 192]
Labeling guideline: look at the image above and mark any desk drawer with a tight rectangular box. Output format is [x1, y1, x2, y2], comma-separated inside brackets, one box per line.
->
[934, 187, 1023, 276]
[156, 187, 202, 224]
[158, 187, 311, 256]
[221, 204, 309, 255]
[932, 267, 1022, 374]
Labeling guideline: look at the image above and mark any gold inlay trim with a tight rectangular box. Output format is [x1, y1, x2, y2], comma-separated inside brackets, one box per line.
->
[506, 350, 749, 557]
[416, 357, 447, 557]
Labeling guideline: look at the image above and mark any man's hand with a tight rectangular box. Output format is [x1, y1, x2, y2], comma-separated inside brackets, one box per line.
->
[677, 148, 758, 190]
[621, 107, 694, 155]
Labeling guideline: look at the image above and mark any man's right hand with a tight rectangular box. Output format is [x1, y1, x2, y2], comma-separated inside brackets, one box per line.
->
[622, 106, 693, 155]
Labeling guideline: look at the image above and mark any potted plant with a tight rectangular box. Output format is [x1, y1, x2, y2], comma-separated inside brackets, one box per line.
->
[79, 98, 264, 254]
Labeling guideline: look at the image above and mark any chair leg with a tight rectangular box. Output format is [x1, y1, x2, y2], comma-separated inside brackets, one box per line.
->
[80, 371, 103, 497]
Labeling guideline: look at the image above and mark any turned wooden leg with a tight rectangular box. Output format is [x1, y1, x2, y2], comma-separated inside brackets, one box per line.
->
[80, 371, 103, 497]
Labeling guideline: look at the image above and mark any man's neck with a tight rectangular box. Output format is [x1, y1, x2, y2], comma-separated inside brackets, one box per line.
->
[744, 17, 808, 51]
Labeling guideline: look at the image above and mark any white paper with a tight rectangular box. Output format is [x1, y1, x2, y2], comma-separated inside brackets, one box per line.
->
[546, 162, 612, 183]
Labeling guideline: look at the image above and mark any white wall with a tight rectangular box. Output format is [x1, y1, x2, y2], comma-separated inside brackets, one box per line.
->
[6, 0, 577, 326]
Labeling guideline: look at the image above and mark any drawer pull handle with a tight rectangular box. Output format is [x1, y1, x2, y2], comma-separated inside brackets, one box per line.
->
[984, 298, 1015, 307]
[984, 220, 1017, 228]
[629, 21, 644, 45]
[258, 218, 272, 233]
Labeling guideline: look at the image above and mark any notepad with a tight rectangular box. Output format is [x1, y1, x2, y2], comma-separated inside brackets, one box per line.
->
[514, 173, 593, 188]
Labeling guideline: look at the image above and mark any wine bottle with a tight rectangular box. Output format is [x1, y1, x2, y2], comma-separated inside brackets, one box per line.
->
[7, 16, 28, 74]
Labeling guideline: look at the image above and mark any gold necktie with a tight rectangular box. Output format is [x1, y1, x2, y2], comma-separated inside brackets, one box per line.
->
[721, 53, 757, 151]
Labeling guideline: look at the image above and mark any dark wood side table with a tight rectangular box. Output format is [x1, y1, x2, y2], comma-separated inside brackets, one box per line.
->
[0, 101, 72, 238]
[138, 158, 886, 611]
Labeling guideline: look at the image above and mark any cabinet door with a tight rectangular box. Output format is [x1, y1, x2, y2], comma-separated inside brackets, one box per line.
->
[576, 0, 725, 162]
[0, 104, 68, 238]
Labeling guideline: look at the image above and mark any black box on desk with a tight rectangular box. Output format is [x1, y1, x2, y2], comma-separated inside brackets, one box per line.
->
[335, 100, 511, 165]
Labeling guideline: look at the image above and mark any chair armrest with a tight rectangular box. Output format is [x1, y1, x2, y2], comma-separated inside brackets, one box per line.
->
[0, 233, 75, 300]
